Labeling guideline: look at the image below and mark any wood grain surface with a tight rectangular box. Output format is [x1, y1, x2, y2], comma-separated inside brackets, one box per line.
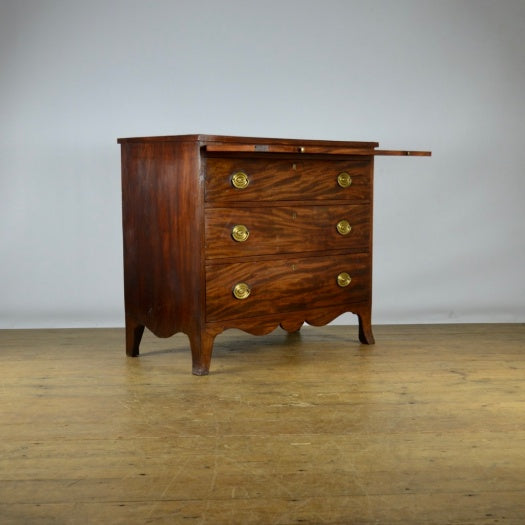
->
[205, 253, 371, 322]
[1, 324, 524, 523]
[205, 158, 371, 202]
[205, 204, 370, 259]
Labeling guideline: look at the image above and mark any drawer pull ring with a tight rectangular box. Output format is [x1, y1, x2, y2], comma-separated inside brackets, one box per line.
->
[231, 224, 250, 242]
[337, 272, 352, 288]
[233, 282, 251, 300]
[337, 172, 352, 188]
[336, 220, 352, 235]
[231, 171, 250, 189]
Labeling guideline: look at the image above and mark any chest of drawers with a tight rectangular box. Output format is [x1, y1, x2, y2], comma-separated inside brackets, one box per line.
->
[118, 135, 430, 375]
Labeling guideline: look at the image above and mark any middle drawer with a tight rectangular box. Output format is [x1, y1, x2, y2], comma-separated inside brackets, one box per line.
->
[205, 205, 370, 259]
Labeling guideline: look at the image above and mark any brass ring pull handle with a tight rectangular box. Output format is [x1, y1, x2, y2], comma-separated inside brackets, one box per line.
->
[336, 220, 352, 235]
[231, 171, 250, 189]
[337, 272, 352, 288]
[233, 282, 251, 300]
[337, 172, 352, 188]
[231, 224, 250, 242]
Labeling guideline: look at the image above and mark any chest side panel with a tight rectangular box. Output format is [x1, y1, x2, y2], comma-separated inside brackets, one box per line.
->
[121, 141, 203, 337]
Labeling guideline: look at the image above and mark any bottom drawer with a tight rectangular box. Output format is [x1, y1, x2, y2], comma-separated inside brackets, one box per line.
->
[205, 253, 371, 322]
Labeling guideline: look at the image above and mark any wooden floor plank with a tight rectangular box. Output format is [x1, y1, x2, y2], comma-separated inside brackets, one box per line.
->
[1, 324, 525, 523]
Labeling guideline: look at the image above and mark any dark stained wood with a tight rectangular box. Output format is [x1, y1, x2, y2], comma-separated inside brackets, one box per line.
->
[118, 134, 429, 156]
[205, 204, 370, 259]
[206, 144, 381, 155]
[205, 253, 371, 322]
[375, 149, 432, 156]
[120, 140, 205, 341]
[119, 134, 429, 374]
[118, 134, 380, 149]
[205, 158, 371, 202]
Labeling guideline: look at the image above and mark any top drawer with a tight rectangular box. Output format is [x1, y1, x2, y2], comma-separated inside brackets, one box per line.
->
[204, 158, 371, 202]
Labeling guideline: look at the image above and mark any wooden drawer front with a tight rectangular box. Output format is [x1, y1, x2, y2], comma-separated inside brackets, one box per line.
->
[205, 158, 370, 202]
[205, 254, 370, 321]
[205, 205, 370, 259]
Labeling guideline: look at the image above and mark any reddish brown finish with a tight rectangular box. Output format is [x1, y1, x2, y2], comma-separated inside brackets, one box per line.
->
[205, 158, 371, 202]
[205, 144, 378, 155]
[205, 253, 371, 322]
[374, 149, 432, 157]
[118, 134, 430, 374]
[205, 205, 370, 259]
[118, 134, 379, 149]
[120, 140, 205, 352]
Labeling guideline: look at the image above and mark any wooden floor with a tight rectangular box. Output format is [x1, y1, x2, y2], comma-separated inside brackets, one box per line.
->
[1, 324, 525, 524]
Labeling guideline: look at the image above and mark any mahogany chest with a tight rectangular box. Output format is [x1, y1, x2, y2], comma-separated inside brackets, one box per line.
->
[118, 135, 429, 374]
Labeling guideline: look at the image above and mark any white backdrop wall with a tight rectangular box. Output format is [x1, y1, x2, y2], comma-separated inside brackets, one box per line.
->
[1, 0, 524, 328]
